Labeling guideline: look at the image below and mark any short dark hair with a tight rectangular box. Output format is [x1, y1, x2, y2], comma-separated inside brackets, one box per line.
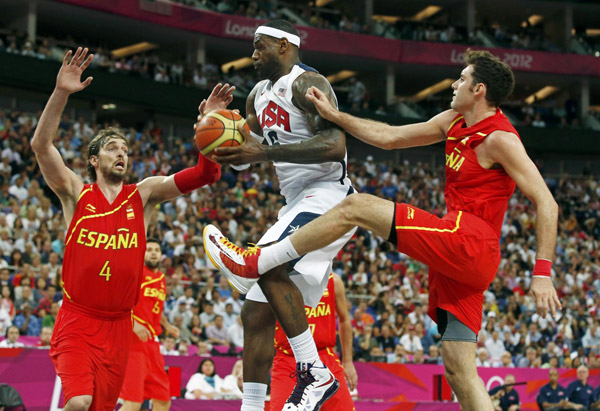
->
[465, 49, 514, 107]
[198, 358, 216, 377]
[263, 19, 299, 37]
[86, 127, 128, 182]
[146, 237, 161, 249]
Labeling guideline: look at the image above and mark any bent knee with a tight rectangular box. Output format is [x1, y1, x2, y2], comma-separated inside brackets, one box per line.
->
[338, 193, 369, 223]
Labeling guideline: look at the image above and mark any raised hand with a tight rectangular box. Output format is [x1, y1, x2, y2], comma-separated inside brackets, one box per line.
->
[56, 47, 94, 95]
[198, 83, 236, 116]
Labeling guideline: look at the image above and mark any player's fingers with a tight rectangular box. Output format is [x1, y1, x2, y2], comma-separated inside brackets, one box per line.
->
[211, 83, 223, 96]
[199, 100, 206, 113]
[62, 49, 72, 66]
[81, 54, 94, 70]
[82, 77, 93, 87]
[232, 109, 240, 114]
[72, 47, 82, 64]
[217, 83, 229, 97]
[554, 292, 562, 311]
[78, 48, 88, 64]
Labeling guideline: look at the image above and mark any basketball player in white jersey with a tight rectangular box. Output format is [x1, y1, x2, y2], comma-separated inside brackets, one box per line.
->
[200, 20, 355, 411]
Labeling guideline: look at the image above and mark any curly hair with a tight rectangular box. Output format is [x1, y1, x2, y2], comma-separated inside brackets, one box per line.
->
[465, 49, 514, 107]
[85, 127, 128, 182]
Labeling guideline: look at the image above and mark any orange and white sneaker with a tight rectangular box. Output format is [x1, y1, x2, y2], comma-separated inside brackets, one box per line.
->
[203, 224, 260, 294]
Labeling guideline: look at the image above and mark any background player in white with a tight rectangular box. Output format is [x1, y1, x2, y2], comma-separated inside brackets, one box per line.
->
[201, 20, 355, 411]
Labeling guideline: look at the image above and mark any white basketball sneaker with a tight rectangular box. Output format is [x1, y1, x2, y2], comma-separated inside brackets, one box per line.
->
[283, 362, 339, 411]
[203, 224, 260, 294]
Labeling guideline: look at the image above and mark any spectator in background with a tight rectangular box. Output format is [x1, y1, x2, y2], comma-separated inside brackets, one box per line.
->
[486, 330, 506, 364]
[476, 347, 491, 367]
[0, 325, 23, 348]
[227, 315, 244, 349]
[37, 326, 53, 348]
[518, 347, 538, 368]
[565, 366, 593, 409]
[537, 368, 567, 411]
[357, 325, 378, 361]
[377, 324, 396, 353]
[13, 302, 40, 336]
[347, 77, 366, 112]
[160, 335, 179, 356]
[489, 374, 520, 411]
[222, 359, 243, 399]
[496, 351, 515, 368]
[42, 301, 59, 328]
[185, 358, 226, 400]
[424, 344, 442, 365]
[399, 325, 423, 355]
[205, 315, 229, 347]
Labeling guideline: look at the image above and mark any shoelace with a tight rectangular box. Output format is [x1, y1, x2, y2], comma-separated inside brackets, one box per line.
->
[286, 368, 315, 405]
[218, 237, 260, 257]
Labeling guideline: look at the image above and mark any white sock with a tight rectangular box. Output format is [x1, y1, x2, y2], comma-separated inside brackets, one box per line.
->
[241, 382, 267, 411]
[288, 327, 323, 366]
[258, 237, 300, 274]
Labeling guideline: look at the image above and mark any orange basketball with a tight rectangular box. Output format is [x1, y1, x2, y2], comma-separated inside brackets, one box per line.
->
[195, 109, 248, 160]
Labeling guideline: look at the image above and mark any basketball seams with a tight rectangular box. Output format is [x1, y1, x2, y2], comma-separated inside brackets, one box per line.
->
[196, 109, 246, 156]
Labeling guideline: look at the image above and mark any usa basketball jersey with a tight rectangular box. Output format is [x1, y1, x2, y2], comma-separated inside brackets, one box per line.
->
[254, 64, 351, 200]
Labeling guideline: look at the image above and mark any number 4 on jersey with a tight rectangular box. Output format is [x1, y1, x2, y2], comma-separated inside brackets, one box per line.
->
[99, 260, 112, 281]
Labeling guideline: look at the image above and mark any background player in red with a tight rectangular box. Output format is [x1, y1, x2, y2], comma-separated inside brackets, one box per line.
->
[206, 50, 561, 411]
[268, 273, 357, 411]
[30, 47, 221, 411]
[120, 238, 180, 411]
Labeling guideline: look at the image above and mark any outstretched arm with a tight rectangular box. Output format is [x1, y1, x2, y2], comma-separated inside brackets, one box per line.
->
[486, 131, 561, 317]
[212, 72, 346, 165]
[333, 273, 358, 391]
[30, 48, 93, 222]
[306, 86, 454, 150]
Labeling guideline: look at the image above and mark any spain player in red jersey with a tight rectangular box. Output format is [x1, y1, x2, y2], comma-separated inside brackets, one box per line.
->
[119, 238, 179, 411]
[30, 47, 223, 410]
[269, 273, 357, 411]
[205, 50, 561, 411]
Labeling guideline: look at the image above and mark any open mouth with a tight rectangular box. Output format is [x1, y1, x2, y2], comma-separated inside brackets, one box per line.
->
[115, 161, 125, 170]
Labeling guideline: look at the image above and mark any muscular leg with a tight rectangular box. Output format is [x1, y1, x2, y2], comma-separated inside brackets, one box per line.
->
[290, 194, 394, 255]
[442, 340, 493, 411]
[258, 265, 309, 339]
[63, 395, 92, 411]
[241, 298, 276, 384]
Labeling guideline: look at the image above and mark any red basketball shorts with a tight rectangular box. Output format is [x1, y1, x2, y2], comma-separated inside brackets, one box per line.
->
[120, 335, 170, 402]
[269, 348, 355, 411]
[49, 306, 132, 410]
[393, 204, 501, 334]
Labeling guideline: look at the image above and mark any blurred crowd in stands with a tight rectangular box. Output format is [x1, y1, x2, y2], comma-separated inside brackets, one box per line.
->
[0, 105, 598, 375]
[1, 26, 594, 131]
[173, 0, 597, 56]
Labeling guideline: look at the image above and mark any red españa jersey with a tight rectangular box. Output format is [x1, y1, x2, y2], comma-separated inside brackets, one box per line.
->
[275, 274, 336, 354]
[62, 183, 146, 314]
[445, 109, 518, 237]
[132, 266, 166, 337]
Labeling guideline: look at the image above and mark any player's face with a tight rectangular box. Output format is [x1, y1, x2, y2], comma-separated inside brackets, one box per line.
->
[145, 242, 161, 269]
[97, 137, 128, 183]
[549, 369, 558, 384]
[451, 65, 477, 111]
[252, 35, 280, 80]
